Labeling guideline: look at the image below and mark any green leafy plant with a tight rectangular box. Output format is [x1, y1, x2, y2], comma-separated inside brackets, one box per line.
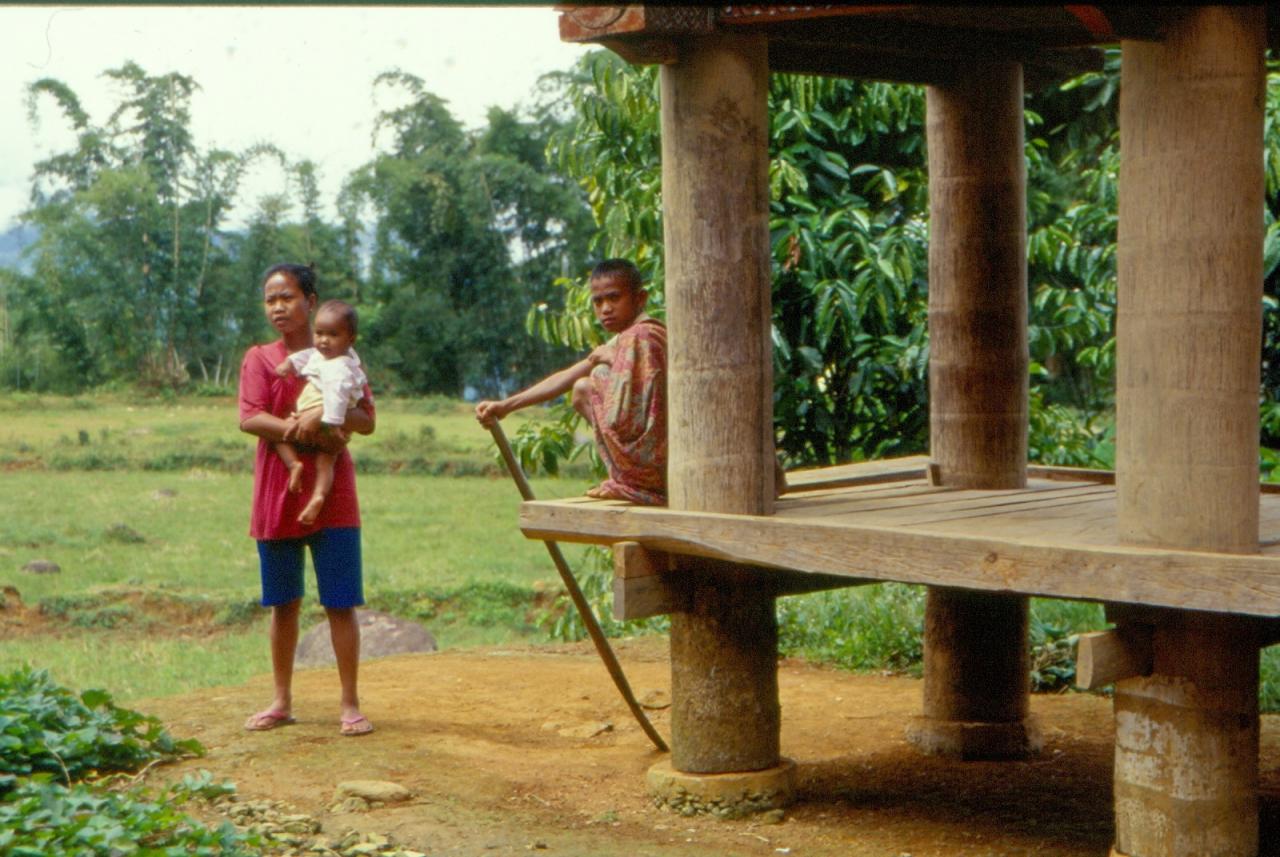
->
[0, 667, 202, 781]
[0, 775, 255, 857]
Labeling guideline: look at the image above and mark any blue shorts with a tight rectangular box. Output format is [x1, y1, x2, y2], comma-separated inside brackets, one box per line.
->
[257, 527, 363, 609]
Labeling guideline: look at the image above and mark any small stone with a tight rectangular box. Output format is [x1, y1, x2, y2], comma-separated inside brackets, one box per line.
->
[335, 781, 411, 803]
[760, 808, 786, 824]
[22, 560, 60, 575]
[557, 721, 613, 739]
[298, 610, 435, 666]
[346, 844, 381, 856]
[639, 689, 671, 710]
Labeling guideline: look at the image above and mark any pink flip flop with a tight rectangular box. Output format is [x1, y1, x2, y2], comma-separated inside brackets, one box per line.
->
[340, 714, 374, 736]
[244, 709, 295, 731]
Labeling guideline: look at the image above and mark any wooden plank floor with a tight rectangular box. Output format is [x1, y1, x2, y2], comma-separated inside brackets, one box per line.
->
[520, 457, 1280, 618]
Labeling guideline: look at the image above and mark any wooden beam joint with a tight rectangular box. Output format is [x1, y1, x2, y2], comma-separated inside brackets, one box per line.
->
[612, 541, 687, 621]
[611, 541, 869, 620]
[1075, 626, 1154, 690]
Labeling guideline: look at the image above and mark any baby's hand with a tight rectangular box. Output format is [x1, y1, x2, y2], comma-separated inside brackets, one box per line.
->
[275, 359, 295, 378]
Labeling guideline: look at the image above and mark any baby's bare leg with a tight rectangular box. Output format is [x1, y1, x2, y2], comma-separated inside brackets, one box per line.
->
[298, 451, 335, 525]
[274, 442, 305, 493]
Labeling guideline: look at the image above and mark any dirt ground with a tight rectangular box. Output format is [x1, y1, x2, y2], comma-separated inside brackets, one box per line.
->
[136, 636, 1280, 857]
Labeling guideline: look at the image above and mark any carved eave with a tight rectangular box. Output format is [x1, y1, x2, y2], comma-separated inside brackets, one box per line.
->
[558, 5, 715, 65]
[555, 5, 1280, 90]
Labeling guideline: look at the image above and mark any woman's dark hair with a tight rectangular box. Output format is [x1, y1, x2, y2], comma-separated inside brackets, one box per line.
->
[262, 263, 318, 298]
[590, 258, 643, 293]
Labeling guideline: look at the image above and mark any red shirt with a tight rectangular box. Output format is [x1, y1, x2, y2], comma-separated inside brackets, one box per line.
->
[239, 340, 373, 540]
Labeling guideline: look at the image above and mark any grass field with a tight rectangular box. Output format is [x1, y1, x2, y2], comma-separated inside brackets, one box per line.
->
[0, 393, 596, 700]
[4, 392, 1278, 711]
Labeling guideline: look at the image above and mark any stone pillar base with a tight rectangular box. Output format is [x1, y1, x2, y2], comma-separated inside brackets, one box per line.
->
[905, 715, 1042, 760]
[647, 758, 795, 819]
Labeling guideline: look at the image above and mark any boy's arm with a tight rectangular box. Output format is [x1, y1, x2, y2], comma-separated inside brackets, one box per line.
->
[475, 357, 594, 426]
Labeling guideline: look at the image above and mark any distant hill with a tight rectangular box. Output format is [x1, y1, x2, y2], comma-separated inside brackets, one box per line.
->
[0, 224, 37, 274]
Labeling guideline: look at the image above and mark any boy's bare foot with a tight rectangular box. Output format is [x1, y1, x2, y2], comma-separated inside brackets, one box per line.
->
[298, 493, 325, 525]
[286, 461, 304, 494]
[586, 483, 627, 500]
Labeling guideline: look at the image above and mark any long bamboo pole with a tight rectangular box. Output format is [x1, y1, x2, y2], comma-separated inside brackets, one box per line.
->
[488, 421, 669, 753]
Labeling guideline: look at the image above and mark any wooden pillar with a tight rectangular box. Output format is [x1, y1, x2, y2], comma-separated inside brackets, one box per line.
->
[908, 61, 1040, 760]
[660, 32, 780, 774]
[1113, 8, 1265, 856]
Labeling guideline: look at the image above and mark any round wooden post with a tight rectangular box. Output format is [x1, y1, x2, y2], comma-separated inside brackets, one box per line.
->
[1114, 8, 1264, 856]
[907, 61, 1041, 760]
[659, 32, 781, 776]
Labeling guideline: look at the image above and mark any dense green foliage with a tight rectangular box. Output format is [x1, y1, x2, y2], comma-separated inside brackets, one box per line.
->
[0, 668, 252, 857]
[2, 62, 592, 397]
[533, 50, 1130, 470]
[0, 774, 251, 857]
[0, 667, 201, 779]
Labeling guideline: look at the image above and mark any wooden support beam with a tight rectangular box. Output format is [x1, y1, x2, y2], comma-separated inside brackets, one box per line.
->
[661, 30, 780, 777]
[613, 540, 672, 579]
[783, 456, 929, 492]
[612, 542, 863, 620]
[614, 573, 687, 621]
[767, 39, 1102, 90]
[1113, 9, 1267, 854]
[1074, 627, 1154, 690]
[612, 542, 685, 620]
[520, 499, 1280, 617]
[1116, 6, 1265, 555]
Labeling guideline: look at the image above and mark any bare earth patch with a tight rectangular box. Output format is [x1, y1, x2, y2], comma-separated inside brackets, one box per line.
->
[140, 637, 1280, 857]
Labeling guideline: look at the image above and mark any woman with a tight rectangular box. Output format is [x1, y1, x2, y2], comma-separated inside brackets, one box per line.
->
[238, 263, 376, 736]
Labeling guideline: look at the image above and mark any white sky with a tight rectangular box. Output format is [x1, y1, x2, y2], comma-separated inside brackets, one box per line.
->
[0, 5, 589, 231]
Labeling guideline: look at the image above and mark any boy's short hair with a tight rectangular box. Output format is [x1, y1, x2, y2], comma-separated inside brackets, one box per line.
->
[590, 258, 643, 293]
[318, 299, 358, 337]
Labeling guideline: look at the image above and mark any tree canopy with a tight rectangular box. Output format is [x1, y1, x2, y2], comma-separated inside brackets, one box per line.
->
[2, 62, 592, 396]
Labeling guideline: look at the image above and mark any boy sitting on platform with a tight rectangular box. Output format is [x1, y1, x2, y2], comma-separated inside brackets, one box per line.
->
[475, 259, 667, 505]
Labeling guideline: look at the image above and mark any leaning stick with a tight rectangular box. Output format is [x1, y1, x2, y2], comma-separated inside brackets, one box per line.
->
[487, 420, 669, 753]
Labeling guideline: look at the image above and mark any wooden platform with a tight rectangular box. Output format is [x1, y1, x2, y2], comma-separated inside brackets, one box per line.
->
[520, 457, 1280, 618]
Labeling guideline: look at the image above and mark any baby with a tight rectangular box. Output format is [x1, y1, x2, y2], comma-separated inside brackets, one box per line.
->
[275, 299, 367, 525]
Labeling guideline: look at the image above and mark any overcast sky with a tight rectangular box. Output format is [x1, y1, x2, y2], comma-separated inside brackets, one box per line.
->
[0, 5, 588, 231]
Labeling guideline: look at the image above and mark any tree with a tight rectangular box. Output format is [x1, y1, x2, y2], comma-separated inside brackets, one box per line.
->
[339, 71, 590, 396]
[16, 63, 249, 389]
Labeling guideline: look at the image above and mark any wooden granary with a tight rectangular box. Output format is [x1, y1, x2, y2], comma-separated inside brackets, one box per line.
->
[525, 7, 1280, 856]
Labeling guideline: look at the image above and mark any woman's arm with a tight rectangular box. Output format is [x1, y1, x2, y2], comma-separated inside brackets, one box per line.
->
[286, 402, 374, 452]
[240, 411, 291, 443]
